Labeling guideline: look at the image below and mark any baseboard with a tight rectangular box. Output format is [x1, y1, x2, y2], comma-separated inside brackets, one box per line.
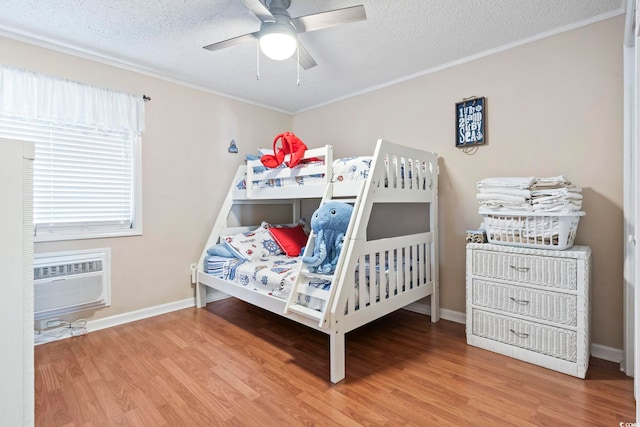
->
[206, 289, 231, 303]
[403, 303, 625, 365]
[403, 301, 466, 324]
[65, 290, 228, 336]
[36, 294, 627, 367]
[403, 301, 432, 316]
[34, 297, 196, 345]
[591, 343, 624, 365]
[86, 297, 195, 332]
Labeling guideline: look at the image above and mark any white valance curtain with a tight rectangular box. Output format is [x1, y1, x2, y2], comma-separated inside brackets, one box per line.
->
[0, 65, 144, 134]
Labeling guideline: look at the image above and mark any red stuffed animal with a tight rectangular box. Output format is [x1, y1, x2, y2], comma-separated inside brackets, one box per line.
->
[260, 132, 307, 169]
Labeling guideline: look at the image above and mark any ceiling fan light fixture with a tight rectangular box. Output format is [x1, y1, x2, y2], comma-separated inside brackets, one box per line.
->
[259, 23, 298, 61]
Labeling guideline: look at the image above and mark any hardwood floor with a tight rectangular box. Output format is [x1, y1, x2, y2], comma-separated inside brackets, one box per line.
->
[35, 298, 635, 426]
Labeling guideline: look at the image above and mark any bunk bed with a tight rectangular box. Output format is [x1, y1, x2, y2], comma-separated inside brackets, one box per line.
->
[194, 139, 439, 383]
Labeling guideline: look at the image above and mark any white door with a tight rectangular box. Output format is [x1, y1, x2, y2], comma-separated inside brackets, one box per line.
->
[623, 1, 638, 421]
[0, 139, 34, 426]
[625, 40, 636, 376]
[635, 28, 640, 419]
[631, 1, 640, 421]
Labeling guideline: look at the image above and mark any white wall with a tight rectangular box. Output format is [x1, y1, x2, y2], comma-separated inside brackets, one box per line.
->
[0, 35, 292, 319]
[0, 15, 626, 351]
[293, 16, 625, 349]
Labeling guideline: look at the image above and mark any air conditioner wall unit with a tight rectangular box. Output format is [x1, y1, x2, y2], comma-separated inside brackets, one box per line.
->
[34, 248, 111, 319]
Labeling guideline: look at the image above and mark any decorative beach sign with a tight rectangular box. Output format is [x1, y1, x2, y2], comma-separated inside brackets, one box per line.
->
[455, 97, 486, 148]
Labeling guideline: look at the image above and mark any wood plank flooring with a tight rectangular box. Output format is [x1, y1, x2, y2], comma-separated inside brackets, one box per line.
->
[35, 298, 635, 426]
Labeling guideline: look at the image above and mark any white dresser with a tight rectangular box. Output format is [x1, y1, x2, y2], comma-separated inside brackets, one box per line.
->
[465, 243, 591, 378]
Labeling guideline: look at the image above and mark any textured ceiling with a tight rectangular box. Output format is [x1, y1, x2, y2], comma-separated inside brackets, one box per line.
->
[0, 0, 625, 113]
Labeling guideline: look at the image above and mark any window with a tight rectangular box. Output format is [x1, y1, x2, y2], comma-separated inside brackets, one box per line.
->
[0, 116, 141, 240]
[0, 65, 144, 241]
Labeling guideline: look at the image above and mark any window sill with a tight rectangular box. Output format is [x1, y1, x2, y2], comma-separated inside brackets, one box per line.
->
[34, 227, 142, 243]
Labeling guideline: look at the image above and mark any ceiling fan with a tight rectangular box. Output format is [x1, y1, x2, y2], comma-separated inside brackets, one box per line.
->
[203, 0, 366, 70]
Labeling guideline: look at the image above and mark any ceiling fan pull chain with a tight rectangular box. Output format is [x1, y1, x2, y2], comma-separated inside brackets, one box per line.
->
[256, 39, 260, 81]
[296, 46, 300, 87]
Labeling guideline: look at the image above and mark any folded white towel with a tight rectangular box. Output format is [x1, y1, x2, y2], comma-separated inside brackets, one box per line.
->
[476, 193, 528, 203]
[530, 175, 574, 190]
[477, 176, 535, 190]
[478, 187, 532, 198]
[532, 193, 583, 204]
[478, 201, 534, 211]
[534, 175, 569, 183]
[531, 187, 581, 197]
[532, 200, 582, 212]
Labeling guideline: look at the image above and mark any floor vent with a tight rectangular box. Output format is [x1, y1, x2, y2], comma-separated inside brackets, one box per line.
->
[34, 248, 111, 319]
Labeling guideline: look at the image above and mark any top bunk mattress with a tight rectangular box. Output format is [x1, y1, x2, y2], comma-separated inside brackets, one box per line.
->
[237, 156, 373, 187]
[234, 154, 373, 198]
[231, 141, 437, 200]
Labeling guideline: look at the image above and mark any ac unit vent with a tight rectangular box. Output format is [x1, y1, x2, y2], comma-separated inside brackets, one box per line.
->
[34, 248, 111, 319]
[34, 260, 103, 281]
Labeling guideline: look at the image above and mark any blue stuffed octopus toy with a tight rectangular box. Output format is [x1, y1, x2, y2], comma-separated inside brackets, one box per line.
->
[302, 201, 353, 274]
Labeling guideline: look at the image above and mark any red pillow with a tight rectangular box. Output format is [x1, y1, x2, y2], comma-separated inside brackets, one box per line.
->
[269, 224, 309, 257]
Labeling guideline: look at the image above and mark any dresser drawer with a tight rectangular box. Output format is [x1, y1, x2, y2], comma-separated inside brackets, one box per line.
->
[472, 279, 577, 326]
[471, 309, 577, 362]
[470, 249, 577, 290]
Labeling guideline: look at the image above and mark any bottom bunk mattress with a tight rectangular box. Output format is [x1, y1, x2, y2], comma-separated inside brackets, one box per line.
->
[205, 255, 306, 300]
[204, 254, 413, 312]
[204, 255, 330, 310]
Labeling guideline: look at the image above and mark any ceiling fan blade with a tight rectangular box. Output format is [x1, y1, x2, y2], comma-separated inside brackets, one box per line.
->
[240, 0, 275, 22]
[291, 5, 366, 33]
[203, 32, 258, 52]
[297, 42, 317, 70]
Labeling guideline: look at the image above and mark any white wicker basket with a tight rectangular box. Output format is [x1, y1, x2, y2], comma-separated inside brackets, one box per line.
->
[479, 209, 585, 250]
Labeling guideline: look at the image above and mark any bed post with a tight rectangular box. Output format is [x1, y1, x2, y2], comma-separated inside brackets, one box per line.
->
[430, 157, 440, 322]
[196, 282, 207, 308]
[330, 322, 346, 383]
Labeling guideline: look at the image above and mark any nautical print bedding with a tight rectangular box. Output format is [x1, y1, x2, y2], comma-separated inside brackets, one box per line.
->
[204, 255, 332, 304]
[237, 156, 375, 191]
[237, 151, 429, 192]
[331, 157, 373, 182]
[204, 255, 300, 299]
[236, 159, 325, 191]
[204, 253, 411, 312]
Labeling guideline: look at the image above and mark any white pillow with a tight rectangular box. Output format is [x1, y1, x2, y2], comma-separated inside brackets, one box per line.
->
[222, 222, 283, 260]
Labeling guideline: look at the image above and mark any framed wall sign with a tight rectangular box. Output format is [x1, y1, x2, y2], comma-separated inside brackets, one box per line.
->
[456, 97, 486, 148]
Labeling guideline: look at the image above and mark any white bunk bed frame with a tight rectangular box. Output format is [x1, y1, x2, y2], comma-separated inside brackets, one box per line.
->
[195, 139, 439, 383]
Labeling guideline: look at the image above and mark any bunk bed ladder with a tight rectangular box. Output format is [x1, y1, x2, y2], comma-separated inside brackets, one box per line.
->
[284, 182, 364, 327]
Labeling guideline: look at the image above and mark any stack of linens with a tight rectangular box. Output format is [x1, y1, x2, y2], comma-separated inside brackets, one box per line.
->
[477, 175, 582, 213]
[529, 176, 582, 212]
[476, 176, 534, 211]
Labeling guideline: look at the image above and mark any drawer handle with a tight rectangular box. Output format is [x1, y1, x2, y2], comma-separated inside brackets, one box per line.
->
[509, 265, 530, 273]
[510, 329, 530, 339]
[509, 297, 530, 306]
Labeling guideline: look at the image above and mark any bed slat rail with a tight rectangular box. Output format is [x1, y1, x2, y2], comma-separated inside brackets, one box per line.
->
[331, 231, 434, 316]
[243, 145, 333, 199]
[327, 237, 435, 342]
[367, 140, 438, 204]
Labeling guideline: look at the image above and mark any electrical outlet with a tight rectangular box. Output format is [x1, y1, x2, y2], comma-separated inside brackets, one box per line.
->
[38, 318, 61, 330]
[190, 263, 197, 284]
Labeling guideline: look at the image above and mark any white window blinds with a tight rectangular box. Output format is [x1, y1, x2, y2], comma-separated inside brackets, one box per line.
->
[0, 65, 144, 241]
[0, 116, 134, 233]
